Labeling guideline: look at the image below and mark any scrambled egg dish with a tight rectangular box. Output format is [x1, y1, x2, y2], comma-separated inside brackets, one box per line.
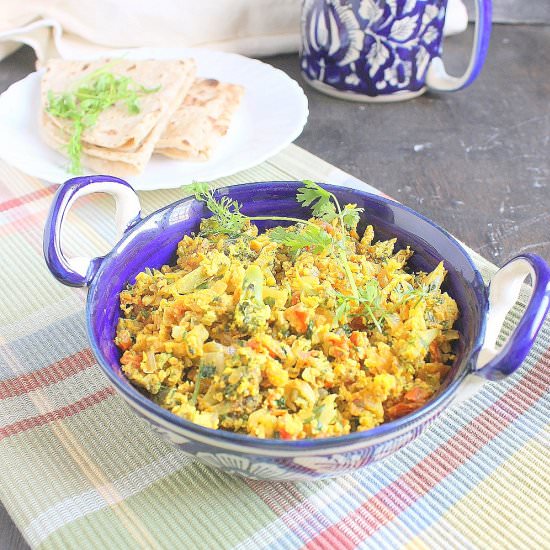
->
[115, 190, 459, 440]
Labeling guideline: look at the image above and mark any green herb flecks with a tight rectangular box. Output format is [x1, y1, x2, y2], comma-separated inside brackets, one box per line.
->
[234, 264, 271, 334]
[190, 363, 216, 406]
[335, 279, 386, 333]
[274, 396, 286, 409]
[394, 282, 431, 308]
[46, 67, 161, 174]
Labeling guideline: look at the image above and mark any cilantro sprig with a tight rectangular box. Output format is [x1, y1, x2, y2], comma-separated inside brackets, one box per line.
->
[46, 65, 161, 174]
[268, 225, 332, 255]
[394, 282, 431, 308]
[297, 180, 362, 231]
[297, 182, 337, 221]
[190, 183, 248, 237]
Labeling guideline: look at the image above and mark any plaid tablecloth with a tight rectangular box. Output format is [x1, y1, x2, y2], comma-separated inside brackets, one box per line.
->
[0, 145, 548, 549]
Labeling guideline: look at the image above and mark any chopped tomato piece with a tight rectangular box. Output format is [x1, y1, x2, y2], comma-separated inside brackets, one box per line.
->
[429, 341, 441, 362]
[120, 351, 140, 369]
[324, 332, 349, 359]
[350, 316, 367, 331]
[404, 386, 431, 402]
[115, 329, 133, 351]
[284, 303, 310, 334]
[247, 339, 261, 351]
[387, 402, 423, 420]
[278, 429, 292, 440]
[320, 220, 335, 235]
[248, 336, 285, 359]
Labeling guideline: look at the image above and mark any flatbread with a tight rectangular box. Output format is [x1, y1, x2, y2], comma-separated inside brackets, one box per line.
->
[41, 58, 196, 151]
[40, 58, 196, 176]
[40, 126, 145, 178]
[155, 78, 244, 161]
[40, 68, 188, 177]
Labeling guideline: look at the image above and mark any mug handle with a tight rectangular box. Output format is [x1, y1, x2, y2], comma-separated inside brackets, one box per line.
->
[425, 0, 492, 92]
[43, 175, 142, 287]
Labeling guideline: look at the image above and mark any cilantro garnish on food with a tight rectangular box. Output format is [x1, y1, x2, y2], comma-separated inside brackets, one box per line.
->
[268, 224, 332, 255]
[188, 180, 364, 307]
[46, 65, 160, 174]
[335, 279, 386, 332]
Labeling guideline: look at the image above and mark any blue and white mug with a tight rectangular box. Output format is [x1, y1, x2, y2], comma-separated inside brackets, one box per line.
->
[300, 0, 492, 102]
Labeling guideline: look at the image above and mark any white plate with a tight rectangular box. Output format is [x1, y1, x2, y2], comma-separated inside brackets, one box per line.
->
[0, 47, 308, 190]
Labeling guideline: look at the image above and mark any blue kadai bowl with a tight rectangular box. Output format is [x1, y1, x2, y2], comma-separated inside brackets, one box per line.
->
[44, 177, 550, 481]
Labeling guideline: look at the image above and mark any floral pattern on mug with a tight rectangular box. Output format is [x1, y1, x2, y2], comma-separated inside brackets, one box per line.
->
[301, 0, 447, 96]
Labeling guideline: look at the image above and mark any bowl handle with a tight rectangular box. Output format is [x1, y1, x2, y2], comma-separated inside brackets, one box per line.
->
[475, 254, 550, 381]
[43, 175, 142, 287]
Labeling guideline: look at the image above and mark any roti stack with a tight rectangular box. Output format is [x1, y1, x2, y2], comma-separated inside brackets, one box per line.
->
[156, 78, 244, 161]
[40, 58, 244, 177]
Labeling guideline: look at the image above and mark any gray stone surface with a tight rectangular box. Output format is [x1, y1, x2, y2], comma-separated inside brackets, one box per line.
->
[0, 46, 35, 94]
[0, 504, 28, 550]
[465, 0, 550, 24]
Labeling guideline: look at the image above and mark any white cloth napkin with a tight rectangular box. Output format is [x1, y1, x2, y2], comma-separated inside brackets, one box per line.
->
[0, 0, 467, 62]
[0, 0, 302, 61]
